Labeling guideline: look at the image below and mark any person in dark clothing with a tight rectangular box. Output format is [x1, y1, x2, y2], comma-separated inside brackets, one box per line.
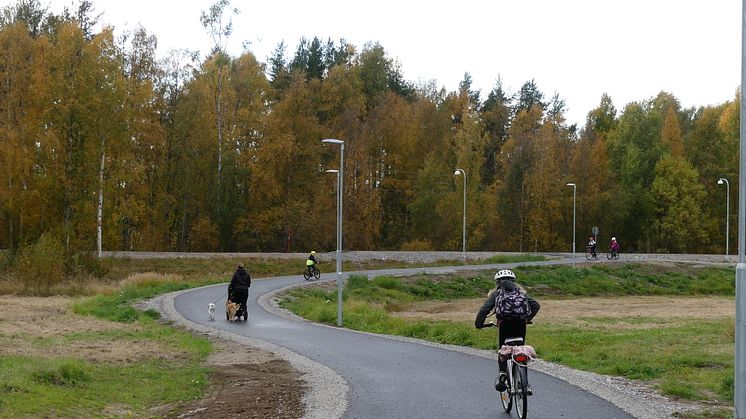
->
[475, 269, 540, 391]
[228, 263, 251, 320]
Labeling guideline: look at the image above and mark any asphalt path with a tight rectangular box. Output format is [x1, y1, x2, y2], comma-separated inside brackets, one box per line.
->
[173, 261, 635, 419]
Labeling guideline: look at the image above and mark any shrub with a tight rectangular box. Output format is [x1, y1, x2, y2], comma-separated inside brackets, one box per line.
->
[15, 233, 65, 296]
[400, 240, 433, 251]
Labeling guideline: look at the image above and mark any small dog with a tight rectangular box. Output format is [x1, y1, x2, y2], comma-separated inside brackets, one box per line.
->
[226, 300, 239, 321]
[208, 303, 215, 321]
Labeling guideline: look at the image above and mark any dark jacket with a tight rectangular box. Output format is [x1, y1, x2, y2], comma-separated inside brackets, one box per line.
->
[474, 279, 540, 328]
[229, 267, 251, 294]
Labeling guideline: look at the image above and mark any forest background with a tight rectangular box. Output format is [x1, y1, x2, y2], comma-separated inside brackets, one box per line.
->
[0, 0, 741, 261]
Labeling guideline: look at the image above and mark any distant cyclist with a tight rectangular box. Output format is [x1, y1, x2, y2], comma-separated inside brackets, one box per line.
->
[475, 269, 540, 391]
[306, 251, 318, 276]
[587, 235, 597, 258]
[610, 237, 620, 258]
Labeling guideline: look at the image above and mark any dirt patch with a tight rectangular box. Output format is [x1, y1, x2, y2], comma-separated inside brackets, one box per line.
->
[393, 295, 735, 328]
[0, 296, 306, 418]
[154, 338, 305, 418]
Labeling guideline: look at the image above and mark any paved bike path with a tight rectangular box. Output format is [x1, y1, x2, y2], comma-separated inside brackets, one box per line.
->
[173, 262, 634, 419]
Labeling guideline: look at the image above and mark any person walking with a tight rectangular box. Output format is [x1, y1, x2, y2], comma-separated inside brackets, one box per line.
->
[228, 263, 251, 320]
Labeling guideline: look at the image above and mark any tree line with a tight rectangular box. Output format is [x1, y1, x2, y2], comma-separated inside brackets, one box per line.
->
[0, 0, 739, 258]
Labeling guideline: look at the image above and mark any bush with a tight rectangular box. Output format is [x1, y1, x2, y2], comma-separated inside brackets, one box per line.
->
[16, 233, 65, 296]
[400, 240, 433, 251]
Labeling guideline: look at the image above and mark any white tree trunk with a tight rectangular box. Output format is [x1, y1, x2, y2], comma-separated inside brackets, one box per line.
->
[97, 138, 105, 259]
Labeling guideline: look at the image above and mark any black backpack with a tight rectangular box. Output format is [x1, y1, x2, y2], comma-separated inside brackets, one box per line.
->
[494, 282, 531, 320]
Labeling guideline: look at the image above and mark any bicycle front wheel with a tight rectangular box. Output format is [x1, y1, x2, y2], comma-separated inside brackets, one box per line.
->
[585, 248, 593, 261]
[606, 250, 613, 260]
[514, 363, 529, 419]
[313, 267, 320, 280]
[498, 374, 512, 413]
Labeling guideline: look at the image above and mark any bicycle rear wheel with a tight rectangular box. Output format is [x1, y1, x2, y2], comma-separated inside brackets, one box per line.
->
[498, 373, 512, 413]
[514, 363, 528, 419]
[303, 269, 311, 280]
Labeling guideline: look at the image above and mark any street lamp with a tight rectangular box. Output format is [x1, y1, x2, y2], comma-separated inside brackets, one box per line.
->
[454, 168, 466, 262]
[322, 139, 344, 327]
[566, 183, 576, 267]
[718, 178, 730, 256]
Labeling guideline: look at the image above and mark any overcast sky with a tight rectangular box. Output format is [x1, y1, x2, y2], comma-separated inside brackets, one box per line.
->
[9, 0, 742, 127]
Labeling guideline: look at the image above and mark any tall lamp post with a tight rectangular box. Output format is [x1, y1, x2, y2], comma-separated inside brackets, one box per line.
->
[567, 183, 576, 268]
[322, 139, 344, 327]
[736, 1, 746, 415]
[718, 178, 730, 256]
[454, 169, 466, 262]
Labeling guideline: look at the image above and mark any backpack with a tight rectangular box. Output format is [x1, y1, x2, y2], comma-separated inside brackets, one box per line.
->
[494, 283, 531, 320]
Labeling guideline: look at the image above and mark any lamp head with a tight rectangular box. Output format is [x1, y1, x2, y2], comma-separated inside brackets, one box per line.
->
[322, 138, 344, 145]
[566, 183, 575, 187]
[718, 178, 725, 185]
[326, 169, 339, 174]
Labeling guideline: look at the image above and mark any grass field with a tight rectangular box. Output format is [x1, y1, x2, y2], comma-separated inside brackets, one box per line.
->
[278, 262, 736, 409]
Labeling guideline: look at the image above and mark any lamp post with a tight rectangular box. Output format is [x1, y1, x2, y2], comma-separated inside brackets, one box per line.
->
[736, 3, 746, 415]
[454, 168, 466, 262]
[567, 183, 576, 268]
[322, 139, 344, 327]
[718, 178, 730, 256]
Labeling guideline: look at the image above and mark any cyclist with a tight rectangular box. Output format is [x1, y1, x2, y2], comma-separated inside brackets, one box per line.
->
[475, 269, 540, 392]
[610, 237, 620, 258]
[306, 251, 318, 278]
[587, 235, 597, 258]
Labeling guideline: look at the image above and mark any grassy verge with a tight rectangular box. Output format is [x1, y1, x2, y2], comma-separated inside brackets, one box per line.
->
[278, 263, 735, 406]
[0, 274, 212, 417]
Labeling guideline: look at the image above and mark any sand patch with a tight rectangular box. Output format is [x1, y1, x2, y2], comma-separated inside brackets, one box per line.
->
[393, 295, 735, 328]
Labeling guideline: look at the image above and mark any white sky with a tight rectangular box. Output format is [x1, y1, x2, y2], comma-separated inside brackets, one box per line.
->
[9, 0, 742, 127]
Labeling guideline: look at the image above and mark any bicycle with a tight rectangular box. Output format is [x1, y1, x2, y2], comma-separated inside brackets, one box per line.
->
[497, 336, 532, 419]
[484, 323, 533, 419]
[303, 264, 320, 280]
[585, 245, 598, 261]
[606, 248, 620, 260]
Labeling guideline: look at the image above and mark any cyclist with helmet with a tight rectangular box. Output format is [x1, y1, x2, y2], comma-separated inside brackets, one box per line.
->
[610, 237, 620, 258]
[306, 251, 318, 279]
[475, 269, 540, 391]
[588, 235, 597, 258]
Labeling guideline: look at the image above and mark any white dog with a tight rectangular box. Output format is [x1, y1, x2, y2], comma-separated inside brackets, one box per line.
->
[208, 303, 215, 321]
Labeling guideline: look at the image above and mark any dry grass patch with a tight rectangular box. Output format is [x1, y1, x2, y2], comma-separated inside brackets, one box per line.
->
[0, 296, 187, 364]
[393, 295, 735, 329]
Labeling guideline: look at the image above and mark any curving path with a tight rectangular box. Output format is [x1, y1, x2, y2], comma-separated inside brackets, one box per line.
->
[172, 261, 636, 419]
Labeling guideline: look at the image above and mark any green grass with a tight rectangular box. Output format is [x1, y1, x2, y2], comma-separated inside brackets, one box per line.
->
[279, 264, 736, 404]
[0, 355, 208, 417]
[1, 277, 212, 418]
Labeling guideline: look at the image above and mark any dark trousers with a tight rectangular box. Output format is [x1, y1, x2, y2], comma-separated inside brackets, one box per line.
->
[498, 320, 527, 373]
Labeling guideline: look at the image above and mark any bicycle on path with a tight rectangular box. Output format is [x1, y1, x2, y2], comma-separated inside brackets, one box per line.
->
[303, 264, 320, 280]
[606, 248, 620, 260]
[485, 322, 535, 419]
[585, 245, 598, 261]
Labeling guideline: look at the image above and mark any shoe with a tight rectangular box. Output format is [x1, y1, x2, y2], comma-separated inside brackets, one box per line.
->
[495, 373, 508, 392]
[526, 385, 533, 396]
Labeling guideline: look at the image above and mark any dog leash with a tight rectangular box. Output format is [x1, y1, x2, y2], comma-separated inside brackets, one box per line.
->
[211, 292, 228, 305]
